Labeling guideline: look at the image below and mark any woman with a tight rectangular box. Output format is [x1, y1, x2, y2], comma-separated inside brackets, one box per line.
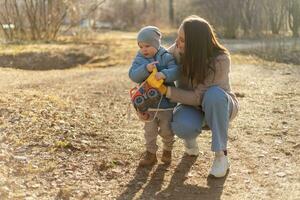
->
[166, 15, 239, 178]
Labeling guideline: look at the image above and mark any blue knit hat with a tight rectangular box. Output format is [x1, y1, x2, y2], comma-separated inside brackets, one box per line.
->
[137, 26, 162, 50]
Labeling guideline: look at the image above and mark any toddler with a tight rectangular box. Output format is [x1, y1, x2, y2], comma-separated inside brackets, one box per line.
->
[129, 26, 179, 166]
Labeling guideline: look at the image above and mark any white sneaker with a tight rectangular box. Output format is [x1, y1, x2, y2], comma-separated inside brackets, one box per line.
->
[184, 138, 199, 156]
[209, 151, 230, 178]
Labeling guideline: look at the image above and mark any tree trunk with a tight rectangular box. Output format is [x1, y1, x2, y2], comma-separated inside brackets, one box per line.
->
[264, 0, 286, 35]
[143, 0, 147, 10]
[152, 0, 156, 13]
[168, 0, 174, 25]
[240, 0, 256, 36]
[288, 0, 300, 37]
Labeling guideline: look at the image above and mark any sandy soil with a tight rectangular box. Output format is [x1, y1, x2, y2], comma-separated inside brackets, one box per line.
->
[0, 58, 299, 199]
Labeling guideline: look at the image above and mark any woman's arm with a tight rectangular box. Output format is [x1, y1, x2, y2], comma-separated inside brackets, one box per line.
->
[166, 85, 205, 106]
[160, 53, 180, 83]
[166, 54, 231, 106]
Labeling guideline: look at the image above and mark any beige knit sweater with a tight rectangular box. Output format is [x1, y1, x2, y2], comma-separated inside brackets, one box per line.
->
[167, 44, 239, 120]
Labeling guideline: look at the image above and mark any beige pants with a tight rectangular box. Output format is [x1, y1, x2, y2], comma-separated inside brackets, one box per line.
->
[144, 110, 174, 154]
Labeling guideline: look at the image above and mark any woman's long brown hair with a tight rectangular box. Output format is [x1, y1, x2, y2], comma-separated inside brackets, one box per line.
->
[181, 15, 228, 85]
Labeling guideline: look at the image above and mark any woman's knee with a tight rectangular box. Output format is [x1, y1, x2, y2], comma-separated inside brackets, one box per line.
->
[171, 105, 202, 139]
[171, 121, 199, 139]
[202, 86, 228, 108]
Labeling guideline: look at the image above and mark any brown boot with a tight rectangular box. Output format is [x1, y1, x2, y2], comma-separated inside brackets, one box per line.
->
[139, 151, 157, 167]
[161, 150, 172, 164]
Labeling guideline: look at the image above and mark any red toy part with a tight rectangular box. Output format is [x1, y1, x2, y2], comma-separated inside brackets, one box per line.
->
[129, 82, 161, 113]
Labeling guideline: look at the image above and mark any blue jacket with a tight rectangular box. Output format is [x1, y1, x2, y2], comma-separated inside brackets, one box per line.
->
[129, 47, 179, 109]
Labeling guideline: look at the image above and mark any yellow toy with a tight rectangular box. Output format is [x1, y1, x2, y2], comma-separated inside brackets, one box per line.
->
[146, 67, 167, 94]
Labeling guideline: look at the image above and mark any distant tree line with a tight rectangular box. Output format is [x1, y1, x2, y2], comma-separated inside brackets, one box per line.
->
[98, 0, 300, 38]
[0, 0, 299, 41]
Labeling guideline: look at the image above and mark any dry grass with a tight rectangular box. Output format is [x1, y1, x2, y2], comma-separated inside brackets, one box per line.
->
[0, 61, 299, 199]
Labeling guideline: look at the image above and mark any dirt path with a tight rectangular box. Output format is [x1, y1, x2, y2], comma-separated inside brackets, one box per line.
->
[0, 60, 299, 199]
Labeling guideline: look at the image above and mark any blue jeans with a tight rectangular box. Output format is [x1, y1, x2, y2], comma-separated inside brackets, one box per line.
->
[171, 86, 233, 152]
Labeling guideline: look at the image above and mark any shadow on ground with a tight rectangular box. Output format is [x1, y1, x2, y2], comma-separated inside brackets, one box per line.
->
[117, 155, 228, 200]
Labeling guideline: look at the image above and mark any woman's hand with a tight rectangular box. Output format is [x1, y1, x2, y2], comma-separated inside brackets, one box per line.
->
[155, 72, 166, 80]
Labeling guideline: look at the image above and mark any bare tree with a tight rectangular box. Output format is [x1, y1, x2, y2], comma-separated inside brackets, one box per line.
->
[63, 0, 106, 31]
[0, 1, 14, 40]
[223, 0, 241, 38]
[240, 0, 257, 36]
[0, 0, 68, 40]
[143, 0, 147, 11]
[263, 0, 287, 35]
[169, 0, 174, 25]
[0, 0, 106, 41]
[152, 0, 157, 13]
[288, 0, 300, 37]
[201, 0, 241, 38]
[25, 0, 68, 40]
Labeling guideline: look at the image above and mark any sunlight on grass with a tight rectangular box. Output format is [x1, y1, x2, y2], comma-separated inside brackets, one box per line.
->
[231, 54, 267, 65]
[0, 44, 70, 55]
[1, 30, 293, 69]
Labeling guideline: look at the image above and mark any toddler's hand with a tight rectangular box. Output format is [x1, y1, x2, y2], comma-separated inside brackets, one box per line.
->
[155, 72, 166, 80]
[146, 61, 158, 72]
